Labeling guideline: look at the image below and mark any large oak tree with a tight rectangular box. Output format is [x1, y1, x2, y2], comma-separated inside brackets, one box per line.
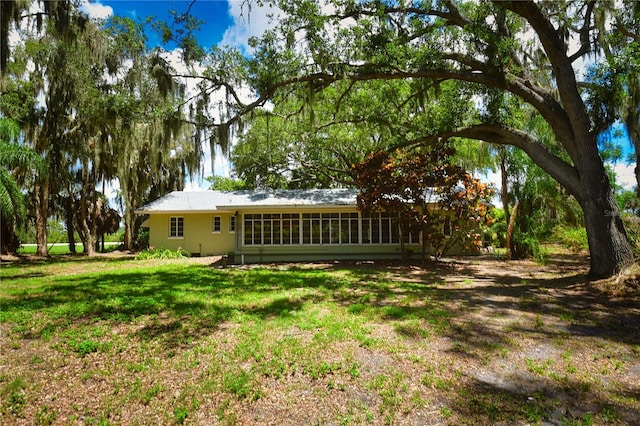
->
[195, 0, 635, 277]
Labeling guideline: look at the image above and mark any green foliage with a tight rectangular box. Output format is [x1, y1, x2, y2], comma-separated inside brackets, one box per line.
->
[617, 188, 640, 215]
[173, 405, 189, 424]
[511, 230, 548, 264]
[135, 248, 189, 260]
[70, 339, 100, 357]
[134, 227, 150, 251]
[0, 375, 27, 417]
[488, 209, 507, 248]
[0, 117, 46, 252]
[506, 146, 584, 258]
[222, 370, 256, 399]
[205, 176, 248, 191]
[549, 225, 589, 253]
[4, 8, 200, 255]
[622, 215, 640, 258]
[231, 78, 474, 189]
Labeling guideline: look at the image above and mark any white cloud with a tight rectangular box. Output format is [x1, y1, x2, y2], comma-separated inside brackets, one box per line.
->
[612, 162, 637, 190]
[80, 1, 113, 19]
[220, 1, 283, 54]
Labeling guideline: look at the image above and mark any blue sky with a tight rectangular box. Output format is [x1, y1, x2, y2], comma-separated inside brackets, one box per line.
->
[81, 0, 276, 55]
[98, 1, 232, 49]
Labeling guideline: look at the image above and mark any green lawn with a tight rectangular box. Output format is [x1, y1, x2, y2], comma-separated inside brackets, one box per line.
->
[17, 242, 121, 255]
[1, 255, 638, 425]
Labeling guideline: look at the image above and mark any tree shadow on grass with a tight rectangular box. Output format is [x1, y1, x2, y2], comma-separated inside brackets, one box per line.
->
[1, 265, 332, 348]
[315, 256, 639, 424]
[448, 374, 639, 425]
[2, 254, 639, 423]
[4, 256, 638, 349]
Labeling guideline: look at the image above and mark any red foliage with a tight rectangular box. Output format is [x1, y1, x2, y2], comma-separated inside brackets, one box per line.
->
[351, 145, 494, 258]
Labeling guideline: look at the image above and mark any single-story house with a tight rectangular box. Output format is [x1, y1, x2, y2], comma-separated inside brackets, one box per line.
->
[136, 189, 452, 263]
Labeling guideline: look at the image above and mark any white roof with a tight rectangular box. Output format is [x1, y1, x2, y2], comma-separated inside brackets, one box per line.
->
[135, 189, 360, 214]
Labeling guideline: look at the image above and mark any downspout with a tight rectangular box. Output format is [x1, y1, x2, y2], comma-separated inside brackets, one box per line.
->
[235, 211, 244, 264]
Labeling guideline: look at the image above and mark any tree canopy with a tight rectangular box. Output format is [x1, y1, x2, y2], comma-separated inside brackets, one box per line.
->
[352, 145, 493, 259]
[1, 2, 202, 255]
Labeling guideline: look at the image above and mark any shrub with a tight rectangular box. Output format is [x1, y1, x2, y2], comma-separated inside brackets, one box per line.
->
[489, 209, 507, 248]
[511, 231, 548, 263]
[549, 225, 588, 252]
[623, 215, 640, 259]
[135, 248, 189, 260]
[134, 227, 149, 250]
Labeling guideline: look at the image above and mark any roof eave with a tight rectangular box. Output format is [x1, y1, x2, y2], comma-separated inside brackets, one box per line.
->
[135, 204, 357, 214]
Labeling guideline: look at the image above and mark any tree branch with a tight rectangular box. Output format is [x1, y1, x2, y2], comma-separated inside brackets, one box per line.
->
[400, 123, 583, 203]
[568, 1, 596, 63]
[615, 21, 640, 43]
[500, 1, 588, 161]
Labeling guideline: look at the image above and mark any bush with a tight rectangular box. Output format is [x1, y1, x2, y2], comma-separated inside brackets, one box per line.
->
[489, 208, 507, 248]
[135, 248, 189, 260]
[623, 215, 640, 259]
[134, 227, 149, 250]
[490, 222, 507, 248]
[511, 231, 548, 263]
[549, 225, 588, 252]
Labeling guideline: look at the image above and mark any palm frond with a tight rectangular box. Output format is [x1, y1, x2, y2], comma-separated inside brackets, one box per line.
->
[0, 168, 26, 225]
[0, 141, 46, 174]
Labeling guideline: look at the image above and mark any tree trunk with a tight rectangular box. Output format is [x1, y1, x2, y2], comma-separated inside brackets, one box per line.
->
[121, 179, 135, 251]
[0, 218, 9, 254]
[581, 165, 634, 277]
[123, 206, 134, 251]
[0, 218, 19, 254]
[77, 166, 99, 256]
[499, 149, 511, 255]
[506, 202, 519, 261]
[34, 177, 49, 257]
[125, 188, 138, 252]
[500, 153, 510, 228]
[65, 195, 76, 254]
[574, 131, 635, 277]
[78, 199, 96, 256]
[66, 217, 76, 254]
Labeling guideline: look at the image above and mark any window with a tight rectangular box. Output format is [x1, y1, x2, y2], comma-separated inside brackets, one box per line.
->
[169, 217, 184, 238]
[302, 213, 322, 244]
[362, 213, 405, 245]
[443, 219, 453, 237]
[230, 216, 236, 232]
[240, 211, 419, 247]
[213, 216, 221, 232]
[245, 213, 258, 245]
[362, 214, 382, 244]
[244, 212, 361, 246]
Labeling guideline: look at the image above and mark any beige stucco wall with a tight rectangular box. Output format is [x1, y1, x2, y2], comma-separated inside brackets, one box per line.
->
[147, 213, 237, 256]
[145, 206, 477, 261]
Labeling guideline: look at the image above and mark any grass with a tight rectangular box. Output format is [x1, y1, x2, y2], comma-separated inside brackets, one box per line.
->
[1, 255, 638, 425]
[17, 242, 121, 256]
